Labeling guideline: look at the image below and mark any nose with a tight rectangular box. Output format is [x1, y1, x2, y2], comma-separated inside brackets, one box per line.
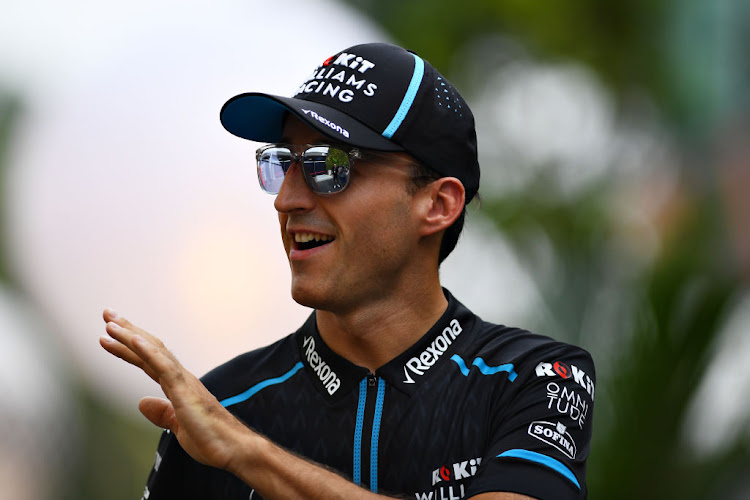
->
[274, 162, 316, 214]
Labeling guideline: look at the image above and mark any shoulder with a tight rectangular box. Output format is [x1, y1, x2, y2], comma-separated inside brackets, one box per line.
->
[474, 318, 593, 363]
[463, 319, 596, 393]
[445, 291, 595, 387]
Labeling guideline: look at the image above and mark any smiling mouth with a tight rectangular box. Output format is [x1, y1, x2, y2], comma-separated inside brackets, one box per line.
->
[294, 232, 334, 251]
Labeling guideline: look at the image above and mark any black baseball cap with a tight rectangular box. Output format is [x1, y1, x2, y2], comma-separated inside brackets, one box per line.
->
[220, 42, 480, 201]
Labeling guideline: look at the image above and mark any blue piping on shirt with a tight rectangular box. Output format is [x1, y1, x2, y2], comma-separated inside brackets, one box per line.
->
[450, 354, 518, 381]
[220, 362, 304, 408]
[353, 378, 367, 486]
[370, 378, 386, 493]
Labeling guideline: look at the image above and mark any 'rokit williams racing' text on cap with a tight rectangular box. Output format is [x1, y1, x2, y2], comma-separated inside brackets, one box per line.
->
[220, 42, 480, 202]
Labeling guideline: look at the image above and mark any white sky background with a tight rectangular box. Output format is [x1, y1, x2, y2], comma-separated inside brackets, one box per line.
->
[0, 0, 534, 417]
[1, 0, 386, 410]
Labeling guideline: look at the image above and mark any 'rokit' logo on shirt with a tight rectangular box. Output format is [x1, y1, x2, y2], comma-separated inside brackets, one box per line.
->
[403, 319, 463, 384]
[412, 456, 481, 500]
[535, 360, 595, 401]
[302, 336, 341, 395]
[431, 457, 482, 486]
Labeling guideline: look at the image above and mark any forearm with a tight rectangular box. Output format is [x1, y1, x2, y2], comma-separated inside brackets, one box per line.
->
[228, 431, 400, 500]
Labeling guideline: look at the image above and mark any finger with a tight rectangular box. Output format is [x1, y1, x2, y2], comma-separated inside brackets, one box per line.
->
[139, 396, 177, 430]
[102, 307, 119, 323]
[103, 318, 187, 390]
[105, 321, 145, 356]
[99, 335, 160, 382]
[105, 320, 173, 362]
[103, 309, 162, 346]
[130, 334, 190, 390]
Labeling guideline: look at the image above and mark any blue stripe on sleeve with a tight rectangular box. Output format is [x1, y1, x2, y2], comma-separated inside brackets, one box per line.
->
[382, 54, 425, 138]
[497, 449, 580, 489]
[220, 362, 303, 408]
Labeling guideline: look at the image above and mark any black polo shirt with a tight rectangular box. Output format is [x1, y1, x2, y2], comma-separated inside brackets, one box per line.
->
[142, 290, 595, 499]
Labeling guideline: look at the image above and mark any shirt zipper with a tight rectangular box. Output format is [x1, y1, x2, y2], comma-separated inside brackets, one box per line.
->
[353, 374, 386, 492]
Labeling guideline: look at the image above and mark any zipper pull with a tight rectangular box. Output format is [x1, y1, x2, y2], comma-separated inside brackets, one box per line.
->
[368, 374, 377, 387]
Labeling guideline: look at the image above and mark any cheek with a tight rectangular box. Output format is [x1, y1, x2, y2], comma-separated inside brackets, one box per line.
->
[357, 194, 415, 253]
[278, 215, 291, 252]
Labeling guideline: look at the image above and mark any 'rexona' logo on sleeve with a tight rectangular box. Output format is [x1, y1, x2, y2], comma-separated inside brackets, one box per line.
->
[302, 336, 341, 395]
[403, 319, 463, 383]
[535, 361, 595, 400]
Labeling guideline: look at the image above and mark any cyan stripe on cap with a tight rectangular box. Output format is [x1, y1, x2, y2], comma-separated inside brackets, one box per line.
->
[382, 54, 425, 139]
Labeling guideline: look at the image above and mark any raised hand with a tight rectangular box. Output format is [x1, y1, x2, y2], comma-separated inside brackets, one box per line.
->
[99, 309, 250, 472]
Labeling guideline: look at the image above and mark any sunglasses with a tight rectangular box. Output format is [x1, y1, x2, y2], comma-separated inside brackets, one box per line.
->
[256, 144, 364, 195]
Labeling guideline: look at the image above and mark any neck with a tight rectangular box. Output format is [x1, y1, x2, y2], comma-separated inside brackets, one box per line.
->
[315, 282, 448, 373]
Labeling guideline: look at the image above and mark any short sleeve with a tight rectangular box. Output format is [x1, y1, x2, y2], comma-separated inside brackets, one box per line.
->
[141, 426, 257, 499]
[141, 430, 192, 499]
[141, 429, 224, 500]
[466, 344, 595, 499]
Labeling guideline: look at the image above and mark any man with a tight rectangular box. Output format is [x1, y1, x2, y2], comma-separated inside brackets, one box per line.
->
[101, 42, 595, 499]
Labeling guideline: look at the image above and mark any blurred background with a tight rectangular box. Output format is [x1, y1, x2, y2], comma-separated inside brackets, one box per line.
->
[1, 0, 748, 498]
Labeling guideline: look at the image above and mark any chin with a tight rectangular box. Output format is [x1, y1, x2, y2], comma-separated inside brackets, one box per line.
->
[290, 282, 329, 310]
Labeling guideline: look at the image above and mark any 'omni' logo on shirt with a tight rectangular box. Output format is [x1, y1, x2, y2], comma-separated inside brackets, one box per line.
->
[403, 319, 463, 384]
[302, 336, 341, 395]
[535, 361, 595, 401]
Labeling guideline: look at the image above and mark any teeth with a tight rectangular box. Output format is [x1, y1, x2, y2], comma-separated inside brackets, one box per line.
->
[294, 233, 333, 243]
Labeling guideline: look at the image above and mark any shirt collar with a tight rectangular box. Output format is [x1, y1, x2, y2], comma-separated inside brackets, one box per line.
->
[295, 314, 370, 402]
[294, 289, 478, 401]
[376, 289, 477, 395]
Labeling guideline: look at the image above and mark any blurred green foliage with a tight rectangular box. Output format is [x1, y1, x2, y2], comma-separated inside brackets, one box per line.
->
[342, 0, 749, 498]
[60, 388, 160, 500]
[347, 0, 750, 146]
[346, 0, 671, 117]
[484, 182, 743, 498]
[0, 92, 18, 284]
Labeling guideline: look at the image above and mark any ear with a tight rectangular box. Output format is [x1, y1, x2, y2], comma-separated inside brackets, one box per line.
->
[417, 177, 465, 237]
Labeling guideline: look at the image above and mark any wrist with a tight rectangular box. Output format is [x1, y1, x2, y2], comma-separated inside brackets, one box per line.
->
[224, 422, 267, 479]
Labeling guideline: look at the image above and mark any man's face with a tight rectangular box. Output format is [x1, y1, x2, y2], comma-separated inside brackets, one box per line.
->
[274, 116, 423, 313]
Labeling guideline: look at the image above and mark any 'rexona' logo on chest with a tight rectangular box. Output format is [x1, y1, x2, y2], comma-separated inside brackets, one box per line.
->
[302, 336, 341, 395]
[403, 319, 463, 383]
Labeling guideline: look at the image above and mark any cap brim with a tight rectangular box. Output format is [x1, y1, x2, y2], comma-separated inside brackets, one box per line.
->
[220, 93, 402, 151]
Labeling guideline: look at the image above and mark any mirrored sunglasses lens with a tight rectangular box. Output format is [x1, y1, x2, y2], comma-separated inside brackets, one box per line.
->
[302, 146, 350, 194]
[257, 147, 291, 193]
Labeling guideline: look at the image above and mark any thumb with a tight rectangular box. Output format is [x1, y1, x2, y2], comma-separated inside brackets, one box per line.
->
[139, 396, 178, 430]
